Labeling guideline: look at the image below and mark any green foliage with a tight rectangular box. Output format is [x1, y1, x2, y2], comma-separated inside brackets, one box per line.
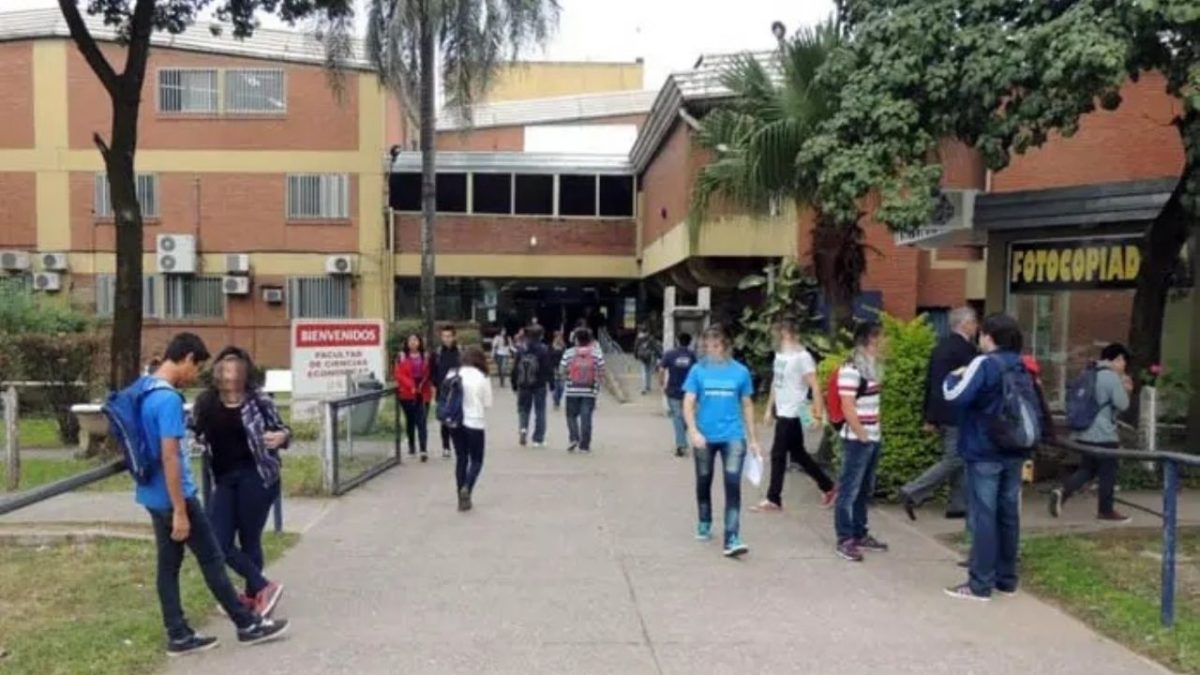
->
[387, 320, 482, 363]
[0, 333, 105, 445]
[875, 313, 940, 498]
[1155, 368, 1193, 423]
[733, 258, 830, 389]
[0, 283, 88, 336]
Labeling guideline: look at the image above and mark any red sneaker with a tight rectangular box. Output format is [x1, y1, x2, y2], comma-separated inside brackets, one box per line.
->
[255, 582, 285, 617]
[820, 487, 838, 509]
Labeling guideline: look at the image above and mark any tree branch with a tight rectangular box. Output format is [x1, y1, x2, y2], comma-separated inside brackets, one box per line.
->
[57, 0, 117, 94]
[122, 0, 156, 87]
[91, 132, 111, 161]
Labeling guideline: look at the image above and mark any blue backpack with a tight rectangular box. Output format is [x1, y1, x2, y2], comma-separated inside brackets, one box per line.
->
[986, 357, 1043, 454]
[1065, 364, 1104, 431]
[435, 370, 465, 429]
[102, 377, 181, 485]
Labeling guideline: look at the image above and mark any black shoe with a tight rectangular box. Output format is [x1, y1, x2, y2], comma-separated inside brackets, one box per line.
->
[457, 487, 470, 512]
[675, 447, 686, 458]
[957, 559, 968, 568]
[901, 493, 917, 521]
[944, 510, 967, 520]
[167, 633, 219, 656]
[519, 430, 528, 447]
[420, 453, 428, 463]
[237, 618, 290, 646]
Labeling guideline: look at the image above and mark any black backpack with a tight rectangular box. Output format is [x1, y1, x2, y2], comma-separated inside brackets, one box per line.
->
[985, 356, 1043, 453]
[435, 371, 465, 428]
[514, 350, 542, 390]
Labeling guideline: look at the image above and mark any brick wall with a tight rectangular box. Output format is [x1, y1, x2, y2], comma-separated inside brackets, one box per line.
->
[640, 123, 694, 248]
[395, 214, 635, 256]
[0, 173, 36, 248]
[0, 42, 33, 149]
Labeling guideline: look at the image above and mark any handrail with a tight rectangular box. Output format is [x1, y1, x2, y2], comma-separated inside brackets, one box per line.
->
[1050, 439, 1200, 467]
[0, 459, 125, 517]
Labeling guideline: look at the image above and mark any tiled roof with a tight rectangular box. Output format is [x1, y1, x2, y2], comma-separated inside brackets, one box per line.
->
[0, 8, 371, 70]
[437, 89, 657, 131]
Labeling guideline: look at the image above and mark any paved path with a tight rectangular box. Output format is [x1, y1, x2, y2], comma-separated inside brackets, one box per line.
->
[151, 389, 1161, 674]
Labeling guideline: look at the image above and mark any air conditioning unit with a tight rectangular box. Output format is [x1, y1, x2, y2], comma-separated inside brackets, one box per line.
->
[222, 276, 251, 295]
[262, 287, 285, 305]
[893, 189, 982, 248]
[226, 253, 251, 275]
[325, 255, 353, 275]
[33, 271, 62, 292]
[156, 234, 197, 274]
[41, 252, 69, 271]
[0, 250, 31, 272]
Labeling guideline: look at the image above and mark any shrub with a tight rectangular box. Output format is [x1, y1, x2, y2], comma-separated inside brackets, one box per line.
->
[0, 282, 89, 335]
[733, 259, 829, 392]
[0, 332, 106, 444]
[388, 320, 483, 363]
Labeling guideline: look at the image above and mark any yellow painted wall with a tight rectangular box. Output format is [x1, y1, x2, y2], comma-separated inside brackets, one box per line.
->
[482, 61, 644, 103]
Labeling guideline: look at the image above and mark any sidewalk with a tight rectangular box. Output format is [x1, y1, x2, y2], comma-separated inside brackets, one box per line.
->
[151, 388, 1165, 675]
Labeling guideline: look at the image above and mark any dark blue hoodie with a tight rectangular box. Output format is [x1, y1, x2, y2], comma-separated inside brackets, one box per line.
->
[942, 350, 1030, 462]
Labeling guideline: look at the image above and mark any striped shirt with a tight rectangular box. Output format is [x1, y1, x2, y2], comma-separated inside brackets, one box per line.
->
[559, 346, 606, 397]
[838, 362, 881, 442]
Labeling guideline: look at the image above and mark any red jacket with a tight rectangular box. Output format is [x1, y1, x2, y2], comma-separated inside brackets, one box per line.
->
[394, 353, 433, 403]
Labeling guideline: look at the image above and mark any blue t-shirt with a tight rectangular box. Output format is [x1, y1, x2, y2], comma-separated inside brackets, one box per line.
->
[683, 359, 753, 443]
[659, 347, 698, 400]
[134, 377, 198, 511]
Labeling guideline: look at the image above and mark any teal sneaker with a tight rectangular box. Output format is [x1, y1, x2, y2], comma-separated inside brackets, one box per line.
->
[723, 535, 749, 558]
[695, 522, 712, 541]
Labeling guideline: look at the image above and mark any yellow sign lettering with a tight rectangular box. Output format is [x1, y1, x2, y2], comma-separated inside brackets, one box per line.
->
[1059, 250, 1072, 282]
[1085, 248, 1100, 281]
[1125, 245, 1141, 280]
[1046, 248, 1059, 282]
[1024, 250, 1037, 283]
[1107, 246, 1124, 281]
[1011, 250, 1025, 283]
[1071, 248, 1086, 281]
[1034, 249, 1049, 282]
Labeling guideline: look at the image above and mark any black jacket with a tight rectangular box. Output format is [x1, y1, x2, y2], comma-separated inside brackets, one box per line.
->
[513, 342, 554, 390]
[923, 332, 978, 426]
[432, 346, 461, 387]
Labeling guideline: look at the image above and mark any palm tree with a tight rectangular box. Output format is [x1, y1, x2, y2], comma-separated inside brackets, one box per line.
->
[690, 18, 866, 331]
[367, 0, 559, 346]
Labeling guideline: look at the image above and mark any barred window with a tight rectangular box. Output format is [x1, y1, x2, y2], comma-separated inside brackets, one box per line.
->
[164, 276, 224, 320]
[158, 69, 218, 113]
[287, 174, 350, 220]
[95, 274, 161, 318]
[94, 174, 159, 219]
[225, 69, 286, 113]
[287, 276, 350, 318]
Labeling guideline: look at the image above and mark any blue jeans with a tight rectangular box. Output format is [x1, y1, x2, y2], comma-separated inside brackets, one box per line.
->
[553, 378, 565, 408]
[666, 397, 687, 450]
[494, 355, 509, 387]
[834, 439, 882, 543]
[641, 361, 655, 393]
[208, 465, 280, 596]
[565, 396, 596, 450]
[517, 386, 548, 443]
[694, 440, 747, 545]
[966, 459, 1024, 596]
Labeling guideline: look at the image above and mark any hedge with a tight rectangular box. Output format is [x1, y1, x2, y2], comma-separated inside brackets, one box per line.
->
[0, 332, 106, 444]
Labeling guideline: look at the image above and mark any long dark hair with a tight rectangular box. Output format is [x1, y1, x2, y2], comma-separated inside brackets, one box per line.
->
[193, 346, 258, 431]
[403, 333, 426, 357]
[461, 346, 489, 372]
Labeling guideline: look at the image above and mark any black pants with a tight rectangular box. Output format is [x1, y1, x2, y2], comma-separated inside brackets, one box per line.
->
[208, 465, 279, 596]
[400, 399, 428, 454]
[1061, 441, 1120, 515]
[452, 426, 486, 491]
[767, 417, 834, 505]
[148, 497, 256, 640]
[440, 422, 452, 452]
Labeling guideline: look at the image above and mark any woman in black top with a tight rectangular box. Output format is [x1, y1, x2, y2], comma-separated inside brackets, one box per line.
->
[193, 346, 290, 618]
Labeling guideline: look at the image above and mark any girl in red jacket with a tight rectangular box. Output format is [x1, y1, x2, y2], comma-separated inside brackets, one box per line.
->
[394, 334, 433, 462]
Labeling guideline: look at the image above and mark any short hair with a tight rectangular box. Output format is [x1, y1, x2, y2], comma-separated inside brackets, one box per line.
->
[981, 313, 1023, 353]
[949, 306, 977, 330]
[853, 321, 882, 347]
[677, 332, 693, 347]
[1101, 343, 1131, 363]
[461, 346, 489, 372]
[702, 324, 730, 348]
[774, 319, 799, 337]
[574, 328, 593, 346]
[526, 325, 544, 342]
[163, 332, 210, 364]
[440, 324, 457, 335]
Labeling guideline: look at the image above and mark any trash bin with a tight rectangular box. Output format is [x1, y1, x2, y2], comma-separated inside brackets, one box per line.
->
[349, 373, 384, 435]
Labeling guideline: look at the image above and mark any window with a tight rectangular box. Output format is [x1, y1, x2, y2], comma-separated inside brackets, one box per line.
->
[472, 173, 512, 215]
[287, 174, 350, 220]
[93, 174, 159, 219]
[436, 173, 468, 213]
[514, 174, 554, 215]
[164, 276, 224, 320]
[158, 69, 218, 113]
[559, 175, 597, 217]
[95, 274, 162, 318]
[288, 276, 351, 318]
[599, 175, 635, 217]
[224, 69, 286, 113]
[389, 172, 421, 211]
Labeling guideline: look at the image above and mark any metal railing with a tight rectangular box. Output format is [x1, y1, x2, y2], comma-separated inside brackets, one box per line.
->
[1051, 439, 1200, 628]
[323, 387, 402, 496]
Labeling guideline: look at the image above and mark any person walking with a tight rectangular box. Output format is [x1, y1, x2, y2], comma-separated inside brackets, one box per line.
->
[634, 325, 661, 395]
[130, 333, 287, 655]
[1049, 343, 1134, 523]
[754, 320, 836, 513]
[452, 347, 494, 511]
[833, 322, 888, 563]
[432, 324, 462, 460]
[394, 334, 433, 462]
[559, 328, 606, 453]
[900, 307, 979, 521]
[550, 330, 567, 411]
[659, 332, 697, 457]
[682, 324, 762, 558]
[192, 346, 289, 619]
[942, 313, 1041, 601]
[491, 328, 513, 388]
[514, 325, 554, 447]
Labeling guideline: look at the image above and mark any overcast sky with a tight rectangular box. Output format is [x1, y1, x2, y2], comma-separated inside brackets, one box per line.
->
[6, 0, 835, 89]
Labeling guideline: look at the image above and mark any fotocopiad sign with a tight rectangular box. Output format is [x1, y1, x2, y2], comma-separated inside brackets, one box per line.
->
[291, 319, 387, 407]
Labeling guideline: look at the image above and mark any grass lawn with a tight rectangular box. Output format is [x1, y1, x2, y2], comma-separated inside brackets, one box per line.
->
[1021, 527, 1200, 673]
[0, 532, 298, 675]
[0, 416, 63, 449]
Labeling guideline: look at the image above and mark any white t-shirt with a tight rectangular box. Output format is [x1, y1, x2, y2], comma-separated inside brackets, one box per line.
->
[772, 347, 817, 419]
[837, 361, 881, 442]
[458, 366, 493, 430]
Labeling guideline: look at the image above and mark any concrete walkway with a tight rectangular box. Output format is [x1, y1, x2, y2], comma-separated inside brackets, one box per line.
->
[152, 388, 1164, 675]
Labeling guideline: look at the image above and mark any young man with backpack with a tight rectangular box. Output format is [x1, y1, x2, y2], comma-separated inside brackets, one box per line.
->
[108, 332, 288, 655]
[514, 325, 553, 447]
[942, 314, 1043, 601]
[634, 325, 660, 395]
[1050, 343, 1134, 523]
[659, 332, 697, 457]
[432, 324, 462, 460]
[559, 328, 606, 453]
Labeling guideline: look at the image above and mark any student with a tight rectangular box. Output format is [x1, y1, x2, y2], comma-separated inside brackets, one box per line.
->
[634, 325, 661, 395]
[754, 320, 836, 512]
[942, 313, 1036, 601]
[550, 330, 567, 410]
[514, 325, 553, 447]
[1050, 343, 1134, 523]
[659, 332, 698, 457]
[136, 333, 287, 655]
[901, 306, 979, 521]
[833, 322, 887, 563]
[453, 347, 494, 511]
[491, 328, 513, 388]
[559, 328, 606, 453]
[682, 325, 761, 558]
[432, 324, 462, 460]
[192, 347, 289, 618]
[394, 334, 433, 462]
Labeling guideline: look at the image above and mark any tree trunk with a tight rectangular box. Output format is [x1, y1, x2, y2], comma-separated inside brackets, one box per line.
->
[1189, 223, 1200, 452]
[107, 86, 145, 389]
[418, 8, 437, 352]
